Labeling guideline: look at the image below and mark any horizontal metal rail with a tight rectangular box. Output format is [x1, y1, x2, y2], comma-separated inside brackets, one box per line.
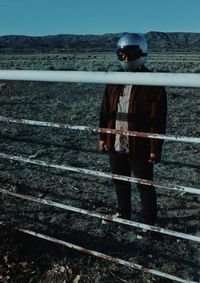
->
[0, 153, 199, 195]
[0, 222, 197, 283]
[0, 116, 199, 144]
[1, 70, 200, 87]
[0, 188, 199, 243]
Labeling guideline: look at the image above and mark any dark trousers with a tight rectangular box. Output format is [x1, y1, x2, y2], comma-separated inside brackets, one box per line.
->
[109, 153, 157, 225]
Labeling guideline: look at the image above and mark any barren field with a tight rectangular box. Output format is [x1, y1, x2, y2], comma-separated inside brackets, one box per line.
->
[0, 53, 199, 283]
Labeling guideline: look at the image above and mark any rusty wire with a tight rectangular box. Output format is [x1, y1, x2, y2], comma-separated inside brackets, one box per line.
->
[0, 221, 197, 283]
[0, 116, 199, 144]
[0, 188, 199, 243]
[0, 153, 199, 195]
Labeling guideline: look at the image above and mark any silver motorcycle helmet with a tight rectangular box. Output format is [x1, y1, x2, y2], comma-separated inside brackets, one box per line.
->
[116, 33, 148, 71]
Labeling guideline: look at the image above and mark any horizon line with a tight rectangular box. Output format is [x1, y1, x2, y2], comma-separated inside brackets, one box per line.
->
[0, 31, 200, 37]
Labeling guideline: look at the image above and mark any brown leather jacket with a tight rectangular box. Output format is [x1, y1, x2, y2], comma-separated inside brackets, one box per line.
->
[99, 67, 167, 159]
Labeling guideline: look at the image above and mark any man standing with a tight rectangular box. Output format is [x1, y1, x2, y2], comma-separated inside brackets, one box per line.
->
[99, 33, 167, 240]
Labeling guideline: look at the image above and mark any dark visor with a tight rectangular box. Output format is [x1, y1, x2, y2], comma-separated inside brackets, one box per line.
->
[116, 45, 147, 61]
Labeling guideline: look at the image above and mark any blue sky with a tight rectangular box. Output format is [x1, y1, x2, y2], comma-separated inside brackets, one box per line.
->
[0, 0, 200, 36]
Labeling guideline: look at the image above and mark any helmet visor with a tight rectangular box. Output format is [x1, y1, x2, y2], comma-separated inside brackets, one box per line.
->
[116, 45, 147, 61]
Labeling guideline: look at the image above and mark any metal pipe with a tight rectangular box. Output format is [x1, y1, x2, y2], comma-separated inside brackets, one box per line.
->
[0, 70, 200, 87]
[0, 222, 197, 283]
[0, 153, 199, 195]
[0, 188, 199, 243]
[0, 116, 199, 144]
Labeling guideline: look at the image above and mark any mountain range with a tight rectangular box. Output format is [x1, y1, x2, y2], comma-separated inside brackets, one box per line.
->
[0, 31, 200, 53]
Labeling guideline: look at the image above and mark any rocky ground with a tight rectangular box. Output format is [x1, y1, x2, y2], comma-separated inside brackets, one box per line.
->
[0, 53, 199, 282]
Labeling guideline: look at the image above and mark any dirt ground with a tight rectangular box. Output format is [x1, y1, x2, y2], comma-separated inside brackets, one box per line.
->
[0, 54, 199, 282]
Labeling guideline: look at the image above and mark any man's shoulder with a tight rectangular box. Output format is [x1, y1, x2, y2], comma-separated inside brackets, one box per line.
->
[105, 84, 122, 91]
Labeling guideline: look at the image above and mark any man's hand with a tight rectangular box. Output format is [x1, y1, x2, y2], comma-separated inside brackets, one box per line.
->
[148, 153, 161, 164]
[99, 141, 108, 153]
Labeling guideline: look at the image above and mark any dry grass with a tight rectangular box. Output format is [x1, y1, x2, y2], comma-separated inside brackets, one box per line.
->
[0, 53, 199, 283]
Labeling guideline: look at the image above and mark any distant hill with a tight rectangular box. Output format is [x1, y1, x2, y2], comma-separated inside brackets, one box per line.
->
[0, 31, 200, 53]
[147, 31, 200, 52]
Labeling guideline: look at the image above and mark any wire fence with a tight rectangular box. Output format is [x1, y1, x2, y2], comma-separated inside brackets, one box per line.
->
[0, 153, 199, 195]
[0, 70, 199, 282]
[0, 187, 199, 243]
[0, 221, 197, 283]
[0, 116, 199, 144]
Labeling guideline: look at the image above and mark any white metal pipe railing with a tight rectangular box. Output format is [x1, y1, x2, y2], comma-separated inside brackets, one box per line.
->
[0, 188, 199, 243]
[0, 153, 199, 195]
[0, 116, 199, 144]
[0, 70, 200, 87]
[0, 222, 196, 283]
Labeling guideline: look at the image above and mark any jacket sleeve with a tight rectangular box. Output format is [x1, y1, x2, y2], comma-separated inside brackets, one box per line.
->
[99, 85, 109, 142]
[150, 86, 167, 154]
